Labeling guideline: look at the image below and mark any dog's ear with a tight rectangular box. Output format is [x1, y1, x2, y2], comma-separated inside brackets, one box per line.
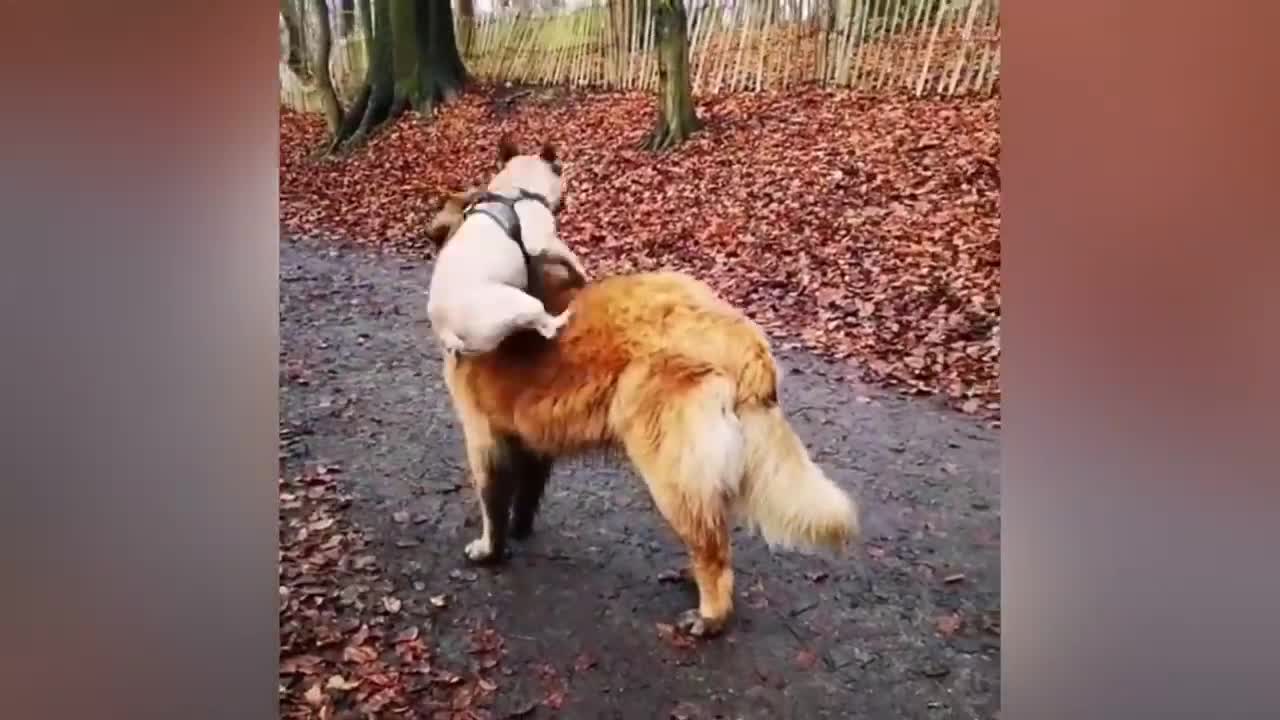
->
[539, 142, 559, 165]
[498, 138, 520, 166]
[426, 218, 451, 248]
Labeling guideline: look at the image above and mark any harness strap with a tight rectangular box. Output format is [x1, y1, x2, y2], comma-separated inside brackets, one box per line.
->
[461, 189, 556, 303]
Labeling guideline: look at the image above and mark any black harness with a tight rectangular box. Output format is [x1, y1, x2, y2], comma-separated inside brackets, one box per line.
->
[461, 189, 557, 302]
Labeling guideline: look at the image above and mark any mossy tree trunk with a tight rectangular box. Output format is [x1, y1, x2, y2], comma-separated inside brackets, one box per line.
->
[644, 0, 702, 151]
[329, 0, 466, 153]
[329, 0, 393, 151]
[391, 0, 421, 110]
[412, 0, 468, 113]
[391, 0, 467, 113]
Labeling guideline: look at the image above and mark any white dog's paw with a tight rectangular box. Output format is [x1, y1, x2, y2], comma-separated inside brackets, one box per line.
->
[440, 332, 467, 355]
[535, 309, 573, 339]
[464, 537, 495, 563]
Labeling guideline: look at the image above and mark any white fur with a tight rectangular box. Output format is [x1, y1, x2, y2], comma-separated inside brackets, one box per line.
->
[426, 153, 590, 356]
[734, 404, 859, 551]
[465, 510, 494, 561]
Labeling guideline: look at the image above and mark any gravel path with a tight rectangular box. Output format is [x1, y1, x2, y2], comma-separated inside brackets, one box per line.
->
[280, 237, 1000, 719]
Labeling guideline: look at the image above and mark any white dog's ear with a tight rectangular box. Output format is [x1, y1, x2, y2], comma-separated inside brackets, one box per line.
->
[539, 143, 559, 165]
[498, 138, 520, 166]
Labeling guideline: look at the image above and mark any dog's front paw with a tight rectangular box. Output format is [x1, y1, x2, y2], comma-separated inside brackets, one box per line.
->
[440, 333, 468, 355]
[535, 309, 573, 339]
[464, 537, 499, 564]
[675, 608, 723, 638]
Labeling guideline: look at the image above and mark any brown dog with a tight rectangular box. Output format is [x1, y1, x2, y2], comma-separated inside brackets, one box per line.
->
[424, 189, 860, 638]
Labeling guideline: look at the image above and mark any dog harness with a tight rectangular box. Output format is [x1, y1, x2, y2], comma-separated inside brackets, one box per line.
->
[461, 189, 557, 302]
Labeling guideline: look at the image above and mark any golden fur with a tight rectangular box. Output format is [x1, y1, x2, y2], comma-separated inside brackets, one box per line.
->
[429, 188, 860, 638]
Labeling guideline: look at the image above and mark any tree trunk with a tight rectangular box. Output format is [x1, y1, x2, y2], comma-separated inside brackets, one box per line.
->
[329, 0, 395, 151]
[391, 0, 422, 105]
[280, 0, 309, 78]
[305, 0, 343, 140]
[413, 0, 468, 113]
[644, 0, 701, 151]
[328, 0, 465, 152]
[338, 0, 355, 36]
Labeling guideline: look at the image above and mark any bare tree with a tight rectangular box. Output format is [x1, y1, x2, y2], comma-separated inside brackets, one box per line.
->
[644, 0, 702, 150]
[329, 0, 467, 152]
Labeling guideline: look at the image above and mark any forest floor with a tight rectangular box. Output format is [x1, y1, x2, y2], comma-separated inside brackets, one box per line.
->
[278, 86, 1000, 719]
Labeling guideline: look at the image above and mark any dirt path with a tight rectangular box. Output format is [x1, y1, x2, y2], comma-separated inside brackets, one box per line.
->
[280, 237, 1000, 719]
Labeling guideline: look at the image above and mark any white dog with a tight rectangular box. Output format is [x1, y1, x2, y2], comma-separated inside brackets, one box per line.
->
[426, 140, 590, 356]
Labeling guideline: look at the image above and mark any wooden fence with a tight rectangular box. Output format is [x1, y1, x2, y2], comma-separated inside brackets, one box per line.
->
[280, 0, 999, 112]
[465, 0, 999, 96]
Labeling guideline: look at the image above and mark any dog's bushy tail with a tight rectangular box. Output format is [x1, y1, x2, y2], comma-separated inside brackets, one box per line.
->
[733, 403, 860, 552]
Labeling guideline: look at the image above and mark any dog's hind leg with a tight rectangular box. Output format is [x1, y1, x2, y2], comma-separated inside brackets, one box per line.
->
[613, 362, 745, 637]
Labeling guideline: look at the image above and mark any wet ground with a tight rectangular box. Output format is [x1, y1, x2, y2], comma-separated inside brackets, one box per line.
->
[280, 236, 1000, 719]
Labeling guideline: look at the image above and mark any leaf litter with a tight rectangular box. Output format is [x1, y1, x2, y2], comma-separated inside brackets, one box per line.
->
[281, 85, 1001, 417]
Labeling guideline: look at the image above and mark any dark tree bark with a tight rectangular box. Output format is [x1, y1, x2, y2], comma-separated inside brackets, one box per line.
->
[328, 0, 466, 152]
[328, 0, 391, 151]
[412, 0, 468, 112]
[304, 0, 343, 140]
[644, 0, 702, 151]
[391, 0, 421, 103]
[353, 0, 396, 140]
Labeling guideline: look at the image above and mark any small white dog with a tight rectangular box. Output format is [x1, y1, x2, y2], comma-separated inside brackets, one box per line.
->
[426, 140, 590, 356]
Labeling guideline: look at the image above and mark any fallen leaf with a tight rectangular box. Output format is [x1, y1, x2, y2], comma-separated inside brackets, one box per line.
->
[935, 612, 964, 637]
[429, 594, 448, 608]
[383, 596, 402, 614]
[795, 649, 819, 669]
[326, 674, 361, 691]
[303, 683, 325, 707]
[342, 645, 378, 664]
[280, 654, 324, 675]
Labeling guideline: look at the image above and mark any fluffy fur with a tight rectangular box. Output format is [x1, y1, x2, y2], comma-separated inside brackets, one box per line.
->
[424, 142, 588, 356]
[429, 187, 860, 638]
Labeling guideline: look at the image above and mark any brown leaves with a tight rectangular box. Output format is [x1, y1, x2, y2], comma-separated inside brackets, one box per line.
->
[278, 461, 497, 718]
[280, 85, 1000, 416]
